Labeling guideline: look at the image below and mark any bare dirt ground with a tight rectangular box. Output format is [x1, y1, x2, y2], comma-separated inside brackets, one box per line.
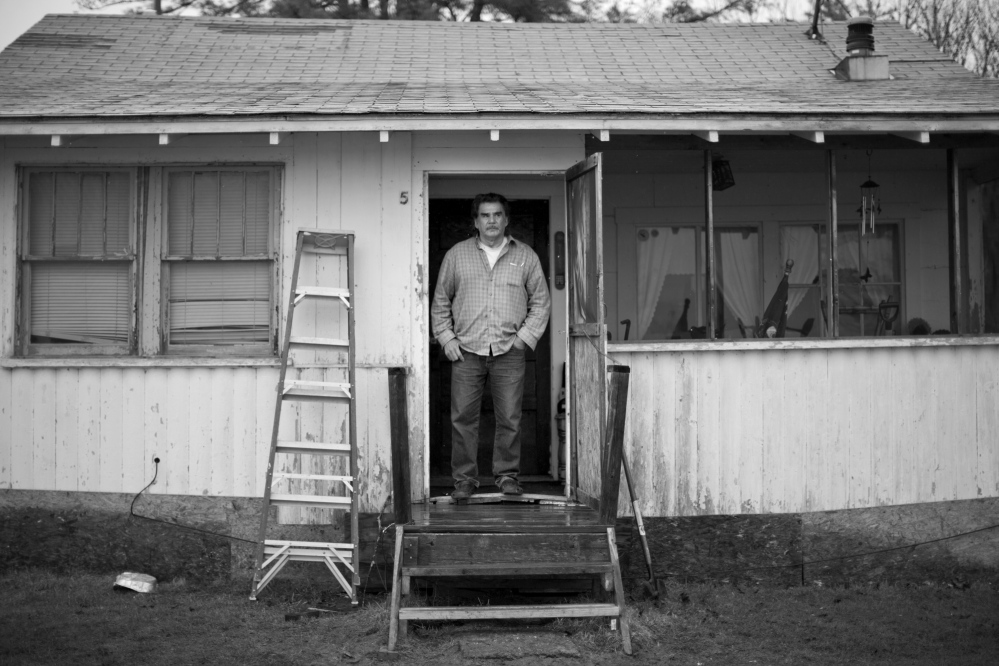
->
[2, 570, 997, 665]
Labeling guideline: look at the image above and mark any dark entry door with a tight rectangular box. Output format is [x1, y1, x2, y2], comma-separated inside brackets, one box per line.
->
[428, 198, 552, 484]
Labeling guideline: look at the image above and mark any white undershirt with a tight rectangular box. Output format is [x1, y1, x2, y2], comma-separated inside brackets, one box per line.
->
[479, 236, 509, 269]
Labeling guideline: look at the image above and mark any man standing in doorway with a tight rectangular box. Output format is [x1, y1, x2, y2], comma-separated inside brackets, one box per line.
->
[432, 193, 552, 500]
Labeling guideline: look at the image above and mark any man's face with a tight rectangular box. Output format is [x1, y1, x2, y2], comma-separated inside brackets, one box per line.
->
[474, 202, 508, 243]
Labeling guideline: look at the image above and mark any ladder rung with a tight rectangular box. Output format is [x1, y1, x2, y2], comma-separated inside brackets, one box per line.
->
[276, 441, 351, 455]
[269, 494, 352, 508]
[398, 603, 621, 621]
[289, 336, 350, 347]
[273, 473, 354, 482]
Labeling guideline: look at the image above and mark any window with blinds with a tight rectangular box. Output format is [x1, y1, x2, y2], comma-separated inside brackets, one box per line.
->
[20, 169, 135, 354]
[163, 169, 276, 351]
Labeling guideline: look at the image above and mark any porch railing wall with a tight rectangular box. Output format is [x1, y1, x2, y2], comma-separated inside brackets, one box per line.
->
[610, 342, 999, 517]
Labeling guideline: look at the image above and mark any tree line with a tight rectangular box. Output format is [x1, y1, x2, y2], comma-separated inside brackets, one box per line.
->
[76, 1, 998, 77]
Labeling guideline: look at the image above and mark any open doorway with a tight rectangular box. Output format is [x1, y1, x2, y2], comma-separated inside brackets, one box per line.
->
[426, 176, 565, 495]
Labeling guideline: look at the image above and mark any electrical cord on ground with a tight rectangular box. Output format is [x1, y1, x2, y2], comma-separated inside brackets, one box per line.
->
[133, 459, 999, 587]
[633, 520, 999, 583]
[129, 457, 258, 545]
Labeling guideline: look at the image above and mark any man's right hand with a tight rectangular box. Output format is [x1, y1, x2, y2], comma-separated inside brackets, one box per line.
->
[443, 339, 464, 362]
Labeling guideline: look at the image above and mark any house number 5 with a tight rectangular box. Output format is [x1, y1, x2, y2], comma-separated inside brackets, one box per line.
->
[399, 191, 409, 205]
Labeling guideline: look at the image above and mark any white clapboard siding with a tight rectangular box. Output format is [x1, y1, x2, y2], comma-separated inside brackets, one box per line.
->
[0, 365, 395, 514]
[611, 344, 999, 517]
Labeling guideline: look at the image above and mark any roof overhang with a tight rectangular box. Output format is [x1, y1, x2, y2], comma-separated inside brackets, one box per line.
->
[2, 114, 999, 138]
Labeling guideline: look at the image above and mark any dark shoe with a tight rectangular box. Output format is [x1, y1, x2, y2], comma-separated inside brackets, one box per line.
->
[498, 477, 523, 496]
[452, 480, 476, 501]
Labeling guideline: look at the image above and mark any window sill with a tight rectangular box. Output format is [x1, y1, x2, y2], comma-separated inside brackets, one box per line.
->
[607, 335, 999, 353]
[1, 357, 283, 369]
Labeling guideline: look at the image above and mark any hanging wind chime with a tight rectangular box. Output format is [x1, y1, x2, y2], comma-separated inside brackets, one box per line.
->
[858, 149, 881, 236]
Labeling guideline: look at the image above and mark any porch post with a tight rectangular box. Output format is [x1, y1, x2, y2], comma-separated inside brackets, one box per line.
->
[389, 367, 412, 525]
[599, 365, 630, 525]
[947, 149, 963, 334]
[826, 150, 839, 337]
[704, 150, 716, 339]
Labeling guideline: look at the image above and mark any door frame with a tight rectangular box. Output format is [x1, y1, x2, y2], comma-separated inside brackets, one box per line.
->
[424, 174, 568, 496]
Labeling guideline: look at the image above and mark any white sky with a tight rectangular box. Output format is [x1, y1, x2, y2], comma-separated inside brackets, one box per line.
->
[0, 0, 816, 52]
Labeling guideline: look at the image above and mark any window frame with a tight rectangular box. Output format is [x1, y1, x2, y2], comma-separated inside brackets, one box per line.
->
[158, 166, 281, 357]
[16, 166, 140, 357]
[15, 163, 282, 359]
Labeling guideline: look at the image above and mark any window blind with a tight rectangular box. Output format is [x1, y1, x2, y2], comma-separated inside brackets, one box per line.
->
[165, 169, 274, 347]
[25, 170, 134, 347]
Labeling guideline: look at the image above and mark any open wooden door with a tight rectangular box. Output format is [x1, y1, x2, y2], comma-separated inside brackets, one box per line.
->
[565, 154, 606, 507]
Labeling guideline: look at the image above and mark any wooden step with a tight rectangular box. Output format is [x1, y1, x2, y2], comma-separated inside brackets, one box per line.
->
[276, 440, 351, 455]
[269, 494, 351, 508]
[289, 335, 350, 347]
[402, 561, 614, 577]
[398, 603, 620, 621]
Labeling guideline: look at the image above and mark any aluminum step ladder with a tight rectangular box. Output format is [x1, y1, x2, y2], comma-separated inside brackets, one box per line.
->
[251, 229, 359, 604]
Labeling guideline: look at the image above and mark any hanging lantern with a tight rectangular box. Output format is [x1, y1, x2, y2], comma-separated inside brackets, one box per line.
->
[712, 158, 735, 191]
[857, 150, 881, 235]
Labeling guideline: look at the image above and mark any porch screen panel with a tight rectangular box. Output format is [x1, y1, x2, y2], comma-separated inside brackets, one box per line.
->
[23, 170, 134, 349]
[567, 165, 600, 325]
[565, 154, 606, 505]
[165, 168, 275, 350]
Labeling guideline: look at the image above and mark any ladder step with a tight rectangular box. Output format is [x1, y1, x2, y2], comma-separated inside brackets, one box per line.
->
[269, 494, 352, 508]
[265, 539, 354, 549]
[295, 286, 350, 299]
[402, 562, 614, 577]
[282, 380, 352, 402]
[273, 473, 354, 482]
[276, 440, 351, 455]
[289, 336, 350, 347]
[398, 603, 621, 621]
[282, 389, 352, 402]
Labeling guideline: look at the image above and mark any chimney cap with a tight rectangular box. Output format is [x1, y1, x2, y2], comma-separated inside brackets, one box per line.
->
[846, 15, 876, 54]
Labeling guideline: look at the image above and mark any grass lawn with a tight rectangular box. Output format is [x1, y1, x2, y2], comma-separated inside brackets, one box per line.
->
[1, 570, 996, 665]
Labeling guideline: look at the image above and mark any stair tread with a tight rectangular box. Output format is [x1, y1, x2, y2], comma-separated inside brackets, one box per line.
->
[403, 562, 613, 576]
[398, 603, 620, 621]
[269, 494, 351, 506]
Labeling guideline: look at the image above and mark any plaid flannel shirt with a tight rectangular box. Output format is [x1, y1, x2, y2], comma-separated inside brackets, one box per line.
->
[432, 236, 551, 356]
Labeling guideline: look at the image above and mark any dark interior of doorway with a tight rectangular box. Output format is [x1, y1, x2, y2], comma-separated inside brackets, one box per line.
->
[428, 198, 554, 493]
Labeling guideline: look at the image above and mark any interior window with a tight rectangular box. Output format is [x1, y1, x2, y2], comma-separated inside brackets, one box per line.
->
[838, 222, 903, 336]
[20, 170, 135, 354]
[637, 226, 761, 340]
[164, 169, 275, 350]
[781, 224, 828, 338]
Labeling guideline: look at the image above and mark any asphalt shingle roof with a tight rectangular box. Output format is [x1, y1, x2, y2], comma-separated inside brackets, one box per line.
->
[0, 14, 996, 120]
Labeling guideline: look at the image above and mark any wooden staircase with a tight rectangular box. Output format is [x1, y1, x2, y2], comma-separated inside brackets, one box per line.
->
[386, 502, 632, 654]
[384, 365, 634, 655]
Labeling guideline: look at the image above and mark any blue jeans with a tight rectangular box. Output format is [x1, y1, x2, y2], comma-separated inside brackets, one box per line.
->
[450, 347, 526, 487]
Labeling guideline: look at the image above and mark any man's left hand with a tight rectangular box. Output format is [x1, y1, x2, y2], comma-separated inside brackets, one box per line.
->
[512, 336, 527, 351]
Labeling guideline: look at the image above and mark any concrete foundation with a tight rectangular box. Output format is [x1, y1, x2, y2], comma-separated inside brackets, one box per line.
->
[2, 490, 997, 588]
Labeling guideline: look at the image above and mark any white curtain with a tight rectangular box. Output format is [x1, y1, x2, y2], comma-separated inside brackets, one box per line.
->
[636, 229, 676, 340]
[782, 227, 820, 317]
[718, 231, 761, 336]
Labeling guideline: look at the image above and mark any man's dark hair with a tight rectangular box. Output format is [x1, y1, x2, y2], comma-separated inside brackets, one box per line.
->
[472, 192, 510, 220]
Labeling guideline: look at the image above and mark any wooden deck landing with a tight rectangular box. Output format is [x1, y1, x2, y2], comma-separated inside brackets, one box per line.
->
[409, 496, 607, 533]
